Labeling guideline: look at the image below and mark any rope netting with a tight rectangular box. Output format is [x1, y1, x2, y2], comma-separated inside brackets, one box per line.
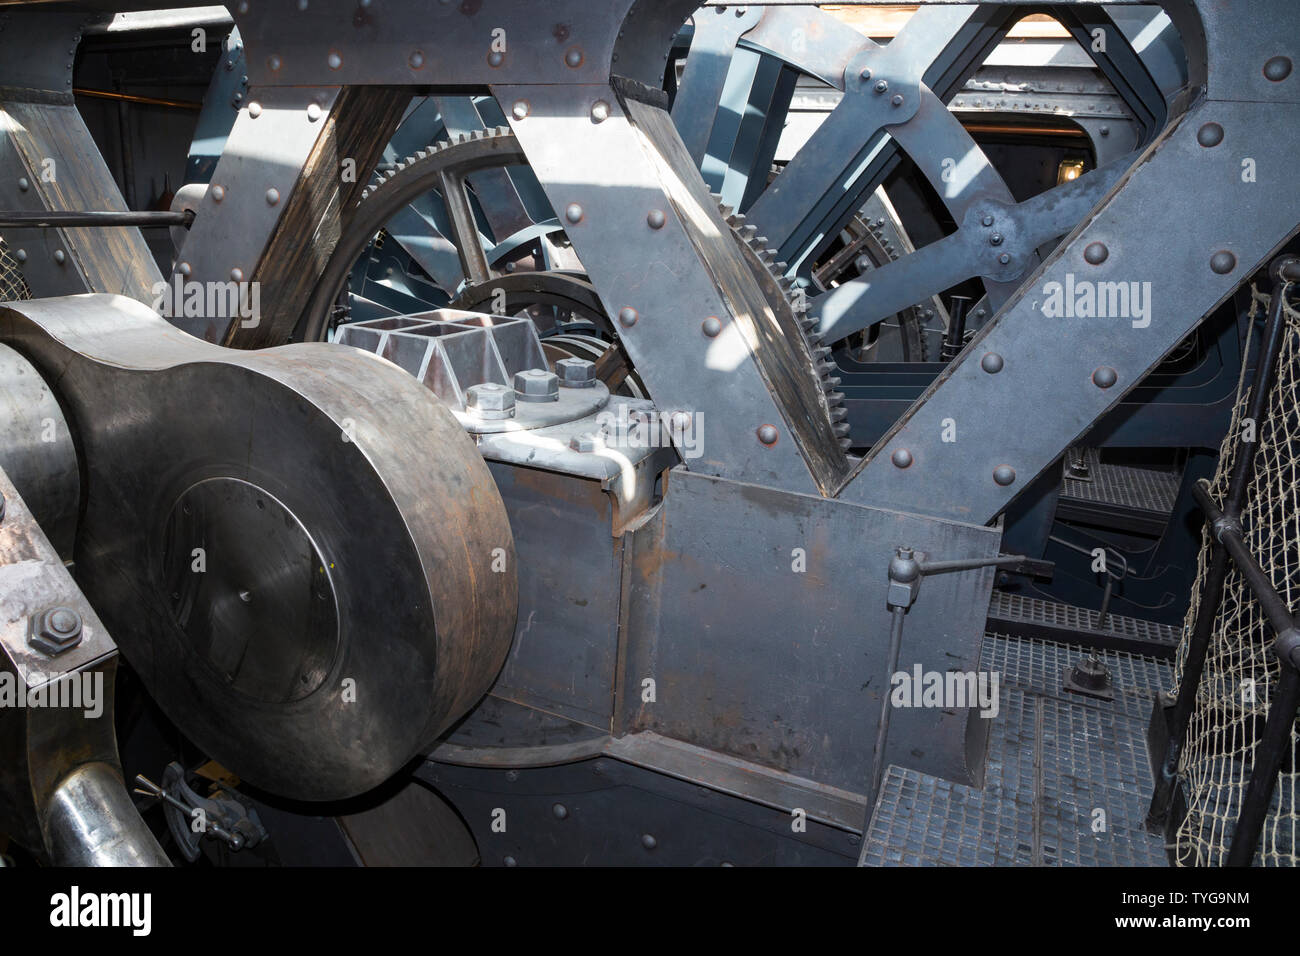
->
[1171, 286, 1300, 866]
[0, 235, 32, 302]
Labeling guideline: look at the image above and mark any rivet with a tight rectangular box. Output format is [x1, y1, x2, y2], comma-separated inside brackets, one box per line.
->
[891, 94, 903, 107]
[552, 802, 568, 820]
[53, 249, 65, 265]
[17, 177, 28, 191]
[237, 0, 249, 12]
[858, 67, 871, 82]
[511, 100, 529, 120]
[488, 50, 504, 68]
[590, 100, 610, 122]
[757, 424, 779, 446]
[231, 267, 244, 281]
[178, 261, 191, 276]
[564, 203, 583, 224]
[503, 856, 517, 867]
[327, 51, 342, 70]
[268, 54, 282, 71]
[211, 184, 225, 202]
[981, 352, 1004, 374]
[409, 50, 425, 69]
[14, 249, 26, 263]
[702, 315, 722, 337]
[1196, 122, 1223, 147]
[993, 464, 1016, 486]
[618, 307, 638, 328]
[998, 253, 1011, 265]
[296, 0, 307, 9]
[641, 834, 658, 850]
[564, 47, 583, 69]
[1092, 365, 1118, 388]
[981, 214, 994, 227]
[1263, 56, 1292, 82]
[248, 101, 262, 118]
[647, 208, 666, 229]
[1083, 241, 1108, 265]
[1210, 250, 1236, 274]
[306, 103, 322, 121]
[266, 187, 280, 205]
[891, 448, 913, 469]
[989, 233, 1003, 246]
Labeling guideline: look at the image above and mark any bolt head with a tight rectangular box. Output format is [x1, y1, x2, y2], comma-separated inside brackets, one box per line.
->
[891, 448, 913, 469]
[618, 306, 638, 328]
[1210, 250, 1237, 275]
[590, 100, 610, 123]
[891, 94, 903, 107]
[511, 101, 529, 120]
[874, 80, 889, 93]
[552, 802, 569, 819]
[1264, 56, 1293, 82]
[1197, 122, 1224, 148]
[465, 382, 517, 418]
[989, 232, 1003, 246]
[555, 357, 596, 388]
[981, 352, 1004, 374]
[757, 424, 779, 446]
[1083, 241, 1109, 265]
[1092, 365, 1118, 389]
[409, 51, 425, 69]
[641, 833, 658, 850]
[564, 203, 584, 225]
[513, 368, 559, 402]
[647, 208, 666, 230]
[306, 103, 322, 121]
[993, 464, 1017, 487]
[564, 47, 583, 68]
[29, 606, 83, 656]
[701, 315, 723, 337]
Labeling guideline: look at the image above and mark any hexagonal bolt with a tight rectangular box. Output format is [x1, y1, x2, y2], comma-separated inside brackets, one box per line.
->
[555, 357, 596, 388]
[465, 382, 517, 420]
[513, 368, 560, 403]
[28, 606, 83, 656]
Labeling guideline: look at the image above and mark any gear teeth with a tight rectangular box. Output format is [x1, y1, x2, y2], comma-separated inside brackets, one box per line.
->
[827, 375, 842, 388]
[716, 195, 849, 456]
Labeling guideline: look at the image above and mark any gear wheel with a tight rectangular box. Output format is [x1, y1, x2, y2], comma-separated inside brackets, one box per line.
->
[719, 199, 851, 450]
[301, 128, 845, 445]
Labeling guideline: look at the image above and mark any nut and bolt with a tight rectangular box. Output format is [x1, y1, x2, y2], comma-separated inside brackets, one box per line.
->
[465, 382, 517, 419]
[555, 357, 596, 388]
[28, 606, 83, 656]
[513, 368, 559, 403]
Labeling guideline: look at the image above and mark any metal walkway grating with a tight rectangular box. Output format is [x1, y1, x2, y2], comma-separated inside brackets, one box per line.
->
[861, 633, 1173, 866]
[1061, 447, 1181, 514]
[988, 591, 1181, 658]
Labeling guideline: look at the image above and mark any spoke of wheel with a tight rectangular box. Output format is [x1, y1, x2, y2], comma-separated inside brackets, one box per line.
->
[814, 155, 1130, 343]
[438, 168, 491, 287]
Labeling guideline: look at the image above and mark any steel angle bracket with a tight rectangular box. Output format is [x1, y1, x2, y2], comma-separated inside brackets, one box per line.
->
[0, 293, 518, 802]
[618, 467, 1003, 796]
